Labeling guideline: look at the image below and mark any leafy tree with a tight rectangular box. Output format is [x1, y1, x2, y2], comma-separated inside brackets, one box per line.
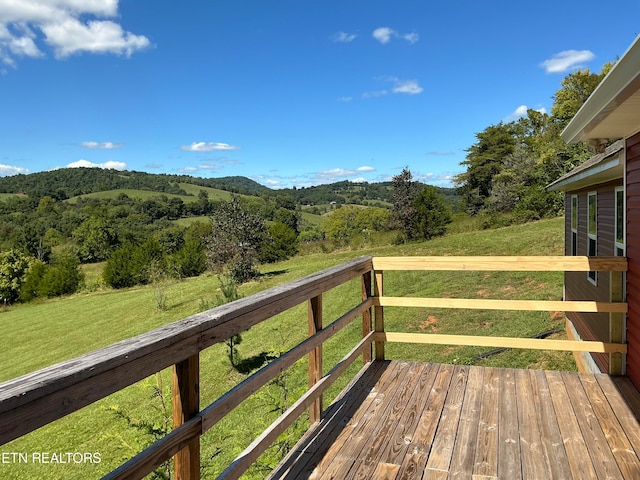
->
[455, 123, 517, 215]
[0, 249, 34, 304]
[103, 243, 139, 289]
[551, 65, 613, 129]
[412, 186, 452, 240]
[258, 221, 299, 263]
[391, 168, 421, 239]
[321, 205, 391, 244]
[274, 208, 299, 235]
[206, 197, 268, 283]
[34, 250, 84, 299]
[170, 238, 207, 278]
[73, 216, 119, 262]
[489, 146, 538, 213]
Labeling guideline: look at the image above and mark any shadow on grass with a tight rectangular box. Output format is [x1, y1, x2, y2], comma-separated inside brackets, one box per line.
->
[234, 352, 279, 374]
[260, 269, 289, 279]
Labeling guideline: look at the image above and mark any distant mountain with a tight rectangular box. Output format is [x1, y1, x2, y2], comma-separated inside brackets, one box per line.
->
[280, 180, 459, 211]
[0, 168, 458, 210]
[0, 168, 270, 199]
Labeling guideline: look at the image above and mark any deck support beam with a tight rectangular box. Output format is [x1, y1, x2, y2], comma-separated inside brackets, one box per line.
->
[374, 270, 385, 360]
[308, 294, 323, 423]
[610, 270, 625, 375]
[173, 354, 200, 480]
[362, 271, 373, 364]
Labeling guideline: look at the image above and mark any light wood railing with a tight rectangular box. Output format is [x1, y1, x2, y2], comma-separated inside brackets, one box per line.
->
[0, 255, 628, 480]
[371, 256, 627, 374]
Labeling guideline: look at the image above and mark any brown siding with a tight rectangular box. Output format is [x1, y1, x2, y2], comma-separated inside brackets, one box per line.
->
[627, 132, 640, 387]
[564, 180, 622, 373]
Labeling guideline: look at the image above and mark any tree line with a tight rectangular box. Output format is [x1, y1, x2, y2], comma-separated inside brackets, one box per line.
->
[455, 64, 614, 223]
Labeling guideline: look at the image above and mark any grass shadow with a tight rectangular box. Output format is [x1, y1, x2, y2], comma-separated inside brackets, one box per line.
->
[234, 351, 279, 374]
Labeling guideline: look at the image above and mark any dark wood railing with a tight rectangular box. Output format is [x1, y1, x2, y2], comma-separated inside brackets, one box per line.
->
[0, 256, 627, 479]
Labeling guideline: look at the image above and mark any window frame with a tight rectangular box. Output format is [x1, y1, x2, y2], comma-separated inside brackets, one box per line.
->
[587, 191, 597, 284]
[615, 186, 625, 256]
[570, 194, 578, 256]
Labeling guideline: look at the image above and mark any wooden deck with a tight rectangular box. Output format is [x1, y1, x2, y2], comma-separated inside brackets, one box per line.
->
[270, 361, 640, 480]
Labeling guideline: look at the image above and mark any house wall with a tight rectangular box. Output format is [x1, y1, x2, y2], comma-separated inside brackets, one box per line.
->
[626, 132, 640, 387]
[564, 179, 622, 373]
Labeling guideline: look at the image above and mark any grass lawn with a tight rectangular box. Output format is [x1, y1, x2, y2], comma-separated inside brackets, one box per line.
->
[0, 217, 573, 479]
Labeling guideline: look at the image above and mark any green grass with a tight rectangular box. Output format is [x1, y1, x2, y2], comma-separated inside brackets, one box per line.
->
[0, 217, 573, 479]
[177, 182, 238, 201]
[66, 189, 196, 204]
[0, 193, 26, 201]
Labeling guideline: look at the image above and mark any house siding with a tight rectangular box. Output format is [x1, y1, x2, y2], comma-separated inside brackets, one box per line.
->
[564, 180, 621, 373]
[626, 132, 640, 387]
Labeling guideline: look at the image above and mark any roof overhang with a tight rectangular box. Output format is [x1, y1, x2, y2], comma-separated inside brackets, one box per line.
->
[547, 156, 622, 192]
[562, 35, 640, 144]
[546, 140, 624, 192]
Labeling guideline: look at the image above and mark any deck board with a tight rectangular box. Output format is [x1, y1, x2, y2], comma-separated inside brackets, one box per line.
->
[269, 361, 640, 480]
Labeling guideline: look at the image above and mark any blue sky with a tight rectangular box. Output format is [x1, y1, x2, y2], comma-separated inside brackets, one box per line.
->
[0, 1, 639, 189]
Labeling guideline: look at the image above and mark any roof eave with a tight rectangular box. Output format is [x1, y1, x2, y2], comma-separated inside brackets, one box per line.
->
[546, 157, 623, 192]
[561, 35, 640, 144]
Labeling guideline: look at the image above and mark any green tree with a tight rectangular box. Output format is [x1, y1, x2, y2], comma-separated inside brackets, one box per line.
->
[103, 244, 139, 289]
[36, 250, 84, 298]
[259, 221, 299, 263]
[455, 123, 517, 215]
[0, 249, 34, 304]
[391, 168, 421, 239]
[412, 186, 452, 240]
[206, 197, 268, 283]
[73, 216, 119, 262]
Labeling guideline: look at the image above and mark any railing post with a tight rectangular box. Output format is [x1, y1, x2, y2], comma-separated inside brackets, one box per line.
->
[362, 271, 373, 364]
[173, 354, 200, 480]
[609, 270, 624, 375]
[308, 294, 323, 423]
[374, 270, 385, 360]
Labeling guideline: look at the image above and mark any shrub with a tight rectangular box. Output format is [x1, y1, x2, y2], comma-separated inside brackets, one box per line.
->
[37, 251, 84, 298]
[19, 251, 84, 301]
[0, 249, 35, 304]
[258, 222, 299, 263]
[103, 244, 139, 289]
[170, 238, 207, 278]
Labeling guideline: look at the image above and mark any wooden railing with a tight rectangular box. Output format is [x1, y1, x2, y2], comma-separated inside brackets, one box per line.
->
[371, 256, 628, 374]
[0, 256, 628, 480]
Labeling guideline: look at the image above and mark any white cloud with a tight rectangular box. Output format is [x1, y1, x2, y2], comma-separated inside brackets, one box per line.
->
[180, 142, 240, 152]
[0, 0, 150, 66]
[0, 163, 29, 176]
[357, 165, 375, 172]
[373, 27, 394, 44]
[81, 141, 123, 149]
[66, 159, 127, 170]
[540, 50, 595, 74]
[42, 18, 150, 58]
[331, 31, 356, 43]
[503, 105, 548, 122]
[372, 27, 419, 45]
[338, 96, 352, 102]
[402, 33, 419, 44]
[392, 79, 423, 95]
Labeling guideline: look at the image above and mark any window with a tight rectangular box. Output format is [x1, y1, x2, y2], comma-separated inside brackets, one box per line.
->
[615, 187, 625, 256]
[571, 194, 578, 255]
[587, 192, 597, 284]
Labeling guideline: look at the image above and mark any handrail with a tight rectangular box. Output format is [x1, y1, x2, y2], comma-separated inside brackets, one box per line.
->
[371, 255, 627, 375]
[0, 255, 374, 480]
[0, 255, 628, 480]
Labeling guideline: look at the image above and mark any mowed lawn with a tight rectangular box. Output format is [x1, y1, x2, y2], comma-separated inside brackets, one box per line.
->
[0, 217, 572, 479]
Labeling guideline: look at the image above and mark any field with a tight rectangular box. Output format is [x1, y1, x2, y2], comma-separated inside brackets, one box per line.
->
[0, 217, 573, 479]
[65, 183, 248, 204]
